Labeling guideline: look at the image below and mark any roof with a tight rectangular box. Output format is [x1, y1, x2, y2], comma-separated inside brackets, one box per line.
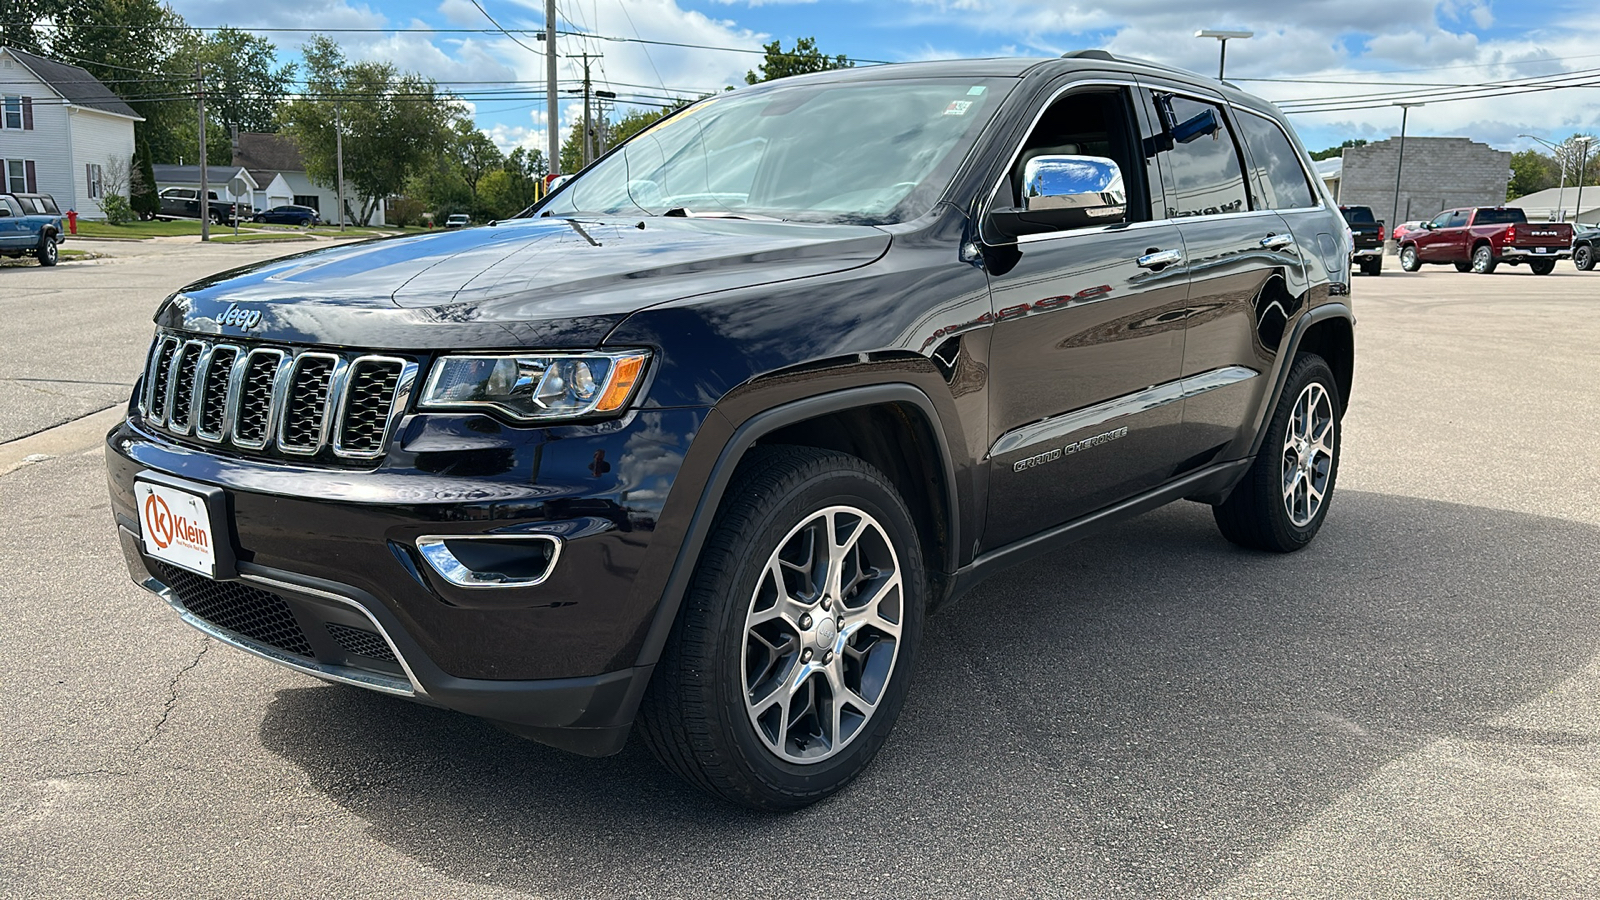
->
[2, 47, 141, 119]
[233, 132, 306, 173]
[1511, 186, 1600, 216]
[152, 165, 260, 190]
[1314, 158, 1343, 179]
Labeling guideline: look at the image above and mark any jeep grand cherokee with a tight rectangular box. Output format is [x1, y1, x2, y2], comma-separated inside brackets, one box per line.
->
[108, 52, 1354, 811]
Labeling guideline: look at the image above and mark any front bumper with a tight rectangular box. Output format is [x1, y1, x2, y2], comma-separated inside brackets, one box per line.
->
[107, 404, 710, 754]
[1500, 247, 1571, 260]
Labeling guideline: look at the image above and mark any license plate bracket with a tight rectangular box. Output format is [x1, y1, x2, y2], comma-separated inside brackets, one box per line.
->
[134, 472, 237, 579]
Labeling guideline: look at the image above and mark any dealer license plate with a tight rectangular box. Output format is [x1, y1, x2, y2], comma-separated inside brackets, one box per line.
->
[136, 479, 218, 577]
[1535, 247, 1551, 254]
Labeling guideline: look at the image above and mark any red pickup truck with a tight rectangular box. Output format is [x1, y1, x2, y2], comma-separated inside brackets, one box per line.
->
[1397, 207, 1572, 275]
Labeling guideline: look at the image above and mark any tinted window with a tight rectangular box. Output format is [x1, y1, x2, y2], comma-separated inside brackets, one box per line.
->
[1341, 207, 1375, 224]
[1474, 208, 1525, 225]
[1447, 210, 1470, 228]
[1237, 111, 1316, 210]
[1003, 87, 1151, 225]
[1152, 94, 1249, 218]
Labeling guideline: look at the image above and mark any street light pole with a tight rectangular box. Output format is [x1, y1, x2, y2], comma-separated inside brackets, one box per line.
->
[1576, 136, 1595, 228]
[1390, 102, 1424, 248]
[1519, 134, 1568, 220]
[1195, 30, 1253, 80]
[545, 0, 559, 179]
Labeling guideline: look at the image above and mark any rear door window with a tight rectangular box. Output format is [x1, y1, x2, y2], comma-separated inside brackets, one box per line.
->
[1237, 110, 1317, 210]
[1149, 93, 1250, 219]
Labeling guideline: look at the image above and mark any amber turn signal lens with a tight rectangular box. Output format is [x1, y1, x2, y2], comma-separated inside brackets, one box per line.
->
[596, 354, 646, 412]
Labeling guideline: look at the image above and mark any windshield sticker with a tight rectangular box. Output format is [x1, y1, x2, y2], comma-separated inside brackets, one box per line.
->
[967, 86, 986, 95]
[944, 100, 974, 116]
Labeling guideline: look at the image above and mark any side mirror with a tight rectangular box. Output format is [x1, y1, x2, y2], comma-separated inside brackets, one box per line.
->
[1422, 222, 1435, 230]
[990, 155, 1127, 239]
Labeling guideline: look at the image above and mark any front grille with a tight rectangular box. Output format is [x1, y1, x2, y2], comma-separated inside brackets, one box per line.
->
[326, 623, 397, 662]
[155, 563, 314, 658]
[140, 334, 413, 464]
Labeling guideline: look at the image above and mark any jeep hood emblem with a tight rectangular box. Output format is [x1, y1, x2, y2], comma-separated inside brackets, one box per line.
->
[218, 304, 262, 330]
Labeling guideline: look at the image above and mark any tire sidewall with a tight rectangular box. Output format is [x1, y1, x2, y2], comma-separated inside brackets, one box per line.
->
[1472, 245, 1493, 273]
[1261, 357, 1342, 548]
[38, 239, 57, 266]
[1574, 245, 1593, 271]
[707, 466, 926, 801]
[1400, 246, 1419, 271]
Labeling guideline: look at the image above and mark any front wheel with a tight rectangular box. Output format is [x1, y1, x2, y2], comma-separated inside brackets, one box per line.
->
[1213, 353, 1342, 552]
[1529, 259, 1557, 276]
[1399, 245, 1421, 271]
[36, 238, 58, 267]
[209, 211, 223, 225]
[639, 446, 925, 811]
[1454, 262, 1472, 273]
[1471, 244, 1497, 274]
[1576, 244, 1596, 271]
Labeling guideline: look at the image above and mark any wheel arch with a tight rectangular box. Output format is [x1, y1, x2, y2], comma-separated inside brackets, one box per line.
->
[1247, 303, 1354, 459]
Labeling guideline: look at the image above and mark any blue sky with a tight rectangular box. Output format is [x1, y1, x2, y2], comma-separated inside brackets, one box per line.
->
[163, 0, 1598, 158]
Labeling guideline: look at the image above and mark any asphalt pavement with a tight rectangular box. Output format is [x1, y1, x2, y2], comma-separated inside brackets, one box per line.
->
[2, 250, 1598, 899]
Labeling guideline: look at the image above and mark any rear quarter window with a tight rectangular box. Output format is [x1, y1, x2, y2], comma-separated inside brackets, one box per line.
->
[1237, 111, 1317, 210]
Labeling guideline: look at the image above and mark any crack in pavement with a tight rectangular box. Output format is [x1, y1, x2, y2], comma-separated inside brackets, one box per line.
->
[136, 641, 211, 754]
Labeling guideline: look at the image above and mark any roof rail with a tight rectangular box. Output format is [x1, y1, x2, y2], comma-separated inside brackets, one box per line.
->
[1061, 49, 1117, 61]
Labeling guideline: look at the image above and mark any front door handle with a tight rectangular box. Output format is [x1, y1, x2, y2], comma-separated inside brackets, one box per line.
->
[1137, 248, 1183, 269]
[1261, 233, 1296, 250]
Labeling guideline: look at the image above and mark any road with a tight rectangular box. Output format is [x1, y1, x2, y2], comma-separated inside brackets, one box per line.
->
[2, 251, 1598, 899]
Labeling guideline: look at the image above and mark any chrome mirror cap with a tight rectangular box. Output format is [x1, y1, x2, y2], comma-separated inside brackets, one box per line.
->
[1022, 154, 1127, 222]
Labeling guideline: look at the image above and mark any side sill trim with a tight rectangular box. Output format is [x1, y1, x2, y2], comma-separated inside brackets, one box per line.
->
[988, 365, 1258, 459]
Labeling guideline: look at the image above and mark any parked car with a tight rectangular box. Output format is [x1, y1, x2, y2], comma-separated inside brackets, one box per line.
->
[1340, 205, 1384, 275]
[108, 52, 1355, 811]
[251, 205, 321, 227]
[157, 187, 242, 225]
[1572, 224, 1599, 271]
[0, 191, 65, 266]
[1398, 206, 1573, 274]
[444, 213, 471, 228]
[1390, 220, 1425, 244]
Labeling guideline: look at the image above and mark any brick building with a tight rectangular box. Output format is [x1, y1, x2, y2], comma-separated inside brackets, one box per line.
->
[1338, 136, 1510, 225]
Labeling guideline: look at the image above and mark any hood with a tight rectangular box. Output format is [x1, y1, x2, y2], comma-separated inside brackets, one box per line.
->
[158, 216, 891, 350]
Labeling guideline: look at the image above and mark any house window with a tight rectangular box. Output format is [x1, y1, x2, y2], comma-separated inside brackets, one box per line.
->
[2, 96, 21, 130]
[293, 195, 320, 211]
[6, 159, 27, 194]
[86, 163, 103, 199]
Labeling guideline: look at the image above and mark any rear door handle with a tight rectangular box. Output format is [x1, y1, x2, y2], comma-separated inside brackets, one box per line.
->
[1137, 249, 1183, 269]
[1261, 233, 1295, 250]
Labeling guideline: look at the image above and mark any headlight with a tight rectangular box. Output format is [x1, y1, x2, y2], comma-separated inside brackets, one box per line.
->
[419, 350, 649, 421]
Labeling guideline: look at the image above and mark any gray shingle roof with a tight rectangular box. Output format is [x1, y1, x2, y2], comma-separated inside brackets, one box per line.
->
[233, 132, 306, 173]
[3, 47, 141, 119]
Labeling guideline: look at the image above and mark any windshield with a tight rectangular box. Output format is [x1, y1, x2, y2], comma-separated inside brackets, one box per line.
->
[538, 77, 1012, 225]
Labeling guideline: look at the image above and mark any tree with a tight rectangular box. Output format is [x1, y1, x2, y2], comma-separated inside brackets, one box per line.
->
[279, 37, 454, 225]
[745, 37, 852, 85]
[171, 27, 296, 164]
[131, 131, 160, 218]
[1310, 139, 1367, 161]
[1508, 149, 1559, 200]
[1, 0, 68, 54]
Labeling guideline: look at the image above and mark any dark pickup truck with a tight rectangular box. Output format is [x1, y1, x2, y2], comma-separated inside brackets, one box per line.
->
[1572, 225, 1598, 271]
[1340, 205, 1384, 275]
[108, 52, 1355, 811]
[0, 192, 65, 266]
[1399, 206, 1572, 274]
[157, 187, 242, 225]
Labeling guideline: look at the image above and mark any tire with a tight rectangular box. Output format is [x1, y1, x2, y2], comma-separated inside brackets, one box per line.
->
[36, 238, 58, 267]
[1213, 353, 1342, 553]
[1470, 244, 1497, 274]
[1576, 244, 1596, 271]
[1529, 259, 1556, 276]
[300, 217, 313, 227]
[209, 211, 223, 225]
[1359, 257, 1381, 276]
[1399, 245, 1421, 272]
[638, 445, 926, 811]
[1454, 262, 1472, 273]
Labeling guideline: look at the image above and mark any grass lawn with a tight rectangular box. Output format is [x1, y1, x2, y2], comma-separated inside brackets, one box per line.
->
[74, 219, 209, 238]
[208, 232, 315, 244]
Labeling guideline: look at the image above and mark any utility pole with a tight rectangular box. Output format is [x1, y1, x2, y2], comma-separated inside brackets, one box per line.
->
[1576, 136, 1594, 229]
[197, 61, 209, 242]
[596, 89, 617, 156]
[545, 0, 559, 179]
[581, 52, 594, 168]
[335, 102, 346, 232]
[1518, 134, 1569, 220]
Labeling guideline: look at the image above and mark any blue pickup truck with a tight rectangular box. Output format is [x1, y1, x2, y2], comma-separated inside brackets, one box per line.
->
[0, 192, 66, 266]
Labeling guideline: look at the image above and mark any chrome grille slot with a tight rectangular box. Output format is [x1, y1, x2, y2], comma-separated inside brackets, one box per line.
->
[194, 345, 240, 442]
[277, 353, 340, 455]
[145, 336, 180, 424]
[166, 341, 205, 434]
[231, 349, 283, 449]
[335, 357, 405, 458]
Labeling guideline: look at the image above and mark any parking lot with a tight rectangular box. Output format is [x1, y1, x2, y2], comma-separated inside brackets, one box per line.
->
[3, 247, 1598, 899]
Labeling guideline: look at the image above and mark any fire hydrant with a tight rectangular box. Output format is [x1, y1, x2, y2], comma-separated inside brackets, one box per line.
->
[67, 209, 78, 235]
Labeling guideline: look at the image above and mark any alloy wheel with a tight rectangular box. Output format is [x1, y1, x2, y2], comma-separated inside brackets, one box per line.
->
[1281, 383, 1335, 528]
[741, 505, 903, 764]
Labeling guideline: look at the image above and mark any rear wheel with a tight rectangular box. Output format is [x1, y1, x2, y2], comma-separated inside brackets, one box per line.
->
[1399, 245, 1421, 271]
[1359, 257, 1382, 276]
[209, 211, 223, 225]
[1529, 259, 1557, 276]
[36, 237, 58, 267]
[639, 446, 925, 811]
[1575, 244, 1596, 271]
[1213, 353, 1341, 552]
[1471, 244, 1497, 274]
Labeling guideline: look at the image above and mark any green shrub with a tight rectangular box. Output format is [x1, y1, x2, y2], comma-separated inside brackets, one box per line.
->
[100, 194, 135, 225]
[387, 196, 424, 228]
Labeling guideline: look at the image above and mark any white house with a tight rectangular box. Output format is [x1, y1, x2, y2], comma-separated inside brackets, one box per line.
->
[234, 131, 386, 225]
[151, 164, 261, 209]
[0, 46, 140, 219]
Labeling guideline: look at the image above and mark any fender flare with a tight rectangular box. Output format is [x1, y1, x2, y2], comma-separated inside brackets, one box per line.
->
[1246, 302, 1354, 460]
[632, 383, 961, 669]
